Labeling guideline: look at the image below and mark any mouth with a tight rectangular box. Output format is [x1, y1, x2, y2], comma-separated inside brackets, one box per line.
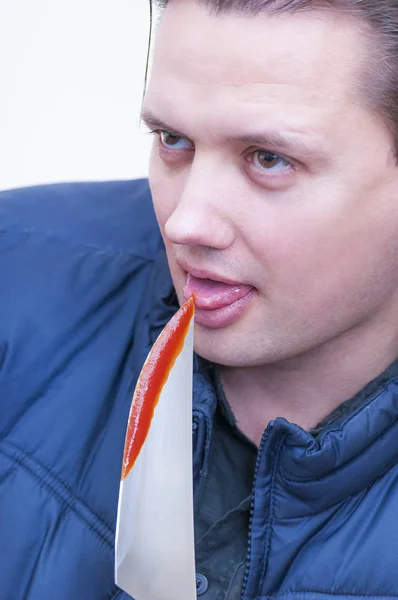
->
[182, 271, 256, 329]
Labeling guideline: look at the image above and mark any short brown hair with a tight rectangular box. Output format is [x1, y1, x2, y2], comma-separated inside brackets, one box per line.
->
[150, 0, 398, 156]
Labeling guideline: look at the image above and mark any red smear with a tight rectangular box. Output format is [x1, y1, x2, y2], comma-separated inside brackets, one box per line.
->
[121, 297, 194, 480]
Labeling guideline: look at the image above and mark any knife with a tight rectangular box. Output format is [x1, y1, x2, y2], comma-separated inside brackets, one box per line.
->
[115, 297, 196, 600]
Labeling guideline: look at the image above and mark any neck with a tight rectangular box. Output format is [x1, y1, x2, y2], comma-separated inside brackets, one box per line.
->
[220, 313, 398, 446]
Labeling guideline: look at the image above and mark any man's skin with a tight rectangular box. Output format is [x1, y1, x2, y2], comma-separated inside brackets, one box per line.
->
[143, 0, 398, 444]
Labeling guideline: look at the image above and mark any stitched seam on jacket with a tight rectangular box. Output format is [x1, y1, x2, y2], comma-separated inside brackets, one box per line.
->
[0, 226, 159, 262]
[21, 508, 68, 599]
[0, 437, 115, 549]
[259, 433, 287, 592]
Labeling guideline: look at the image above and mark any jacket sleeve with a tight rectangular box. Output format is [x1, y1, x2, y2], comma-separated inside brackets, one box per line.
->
[0, 179, 160, 600]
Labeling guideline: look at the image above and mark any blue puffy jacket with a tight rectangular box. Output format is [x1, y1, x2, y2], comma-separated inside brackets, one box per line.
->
[1, 179, 398, 600]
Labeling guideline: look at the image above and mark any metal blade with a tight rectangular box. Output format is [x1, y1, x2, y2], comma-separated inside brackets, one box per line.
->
[115, 298, 196, 600]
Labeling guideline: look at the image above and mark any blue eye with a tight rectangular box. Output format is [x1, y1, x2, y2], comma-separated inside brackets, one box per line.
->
[159, 131, 193, 150]
[252, 150, 292, 174]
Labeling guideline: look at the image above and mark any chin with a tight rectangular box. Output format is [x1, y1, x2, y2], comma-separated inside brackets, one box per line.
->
[192, 319, 312, 368]
[193, 325, 262, 368]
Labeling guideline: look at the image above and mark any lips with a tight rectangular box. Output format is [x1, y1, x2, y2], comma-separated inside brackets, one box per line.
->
[182, 272, 255, 329]
[183, 274, 253, 308]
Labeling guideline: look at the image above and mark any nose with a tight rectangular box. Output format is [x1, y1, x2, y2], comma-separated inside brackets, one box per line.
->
[164, 164, 235, 250]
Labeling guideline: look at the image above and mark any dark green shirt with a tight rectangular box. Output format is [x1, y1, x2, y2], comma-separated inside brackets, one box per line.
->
[194, 368, 257, 599]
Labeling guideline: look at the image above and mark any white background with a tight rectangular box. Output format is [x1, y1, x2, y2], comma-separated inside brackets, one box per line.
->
[0, 0, 155, 191]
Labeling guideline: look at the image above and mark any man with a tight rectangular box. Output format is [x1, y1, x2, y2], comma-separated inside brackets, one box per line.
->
[1, 0, 398, 598]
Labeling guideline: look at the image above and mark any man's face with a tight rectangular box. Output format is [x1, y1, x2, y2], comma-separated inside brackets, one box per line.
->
[144, 0, 398, 367]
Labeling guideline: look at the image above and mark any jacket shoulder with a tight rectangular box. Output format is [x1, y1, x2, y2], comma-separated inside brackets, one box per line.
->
[0, 178, 160, 259]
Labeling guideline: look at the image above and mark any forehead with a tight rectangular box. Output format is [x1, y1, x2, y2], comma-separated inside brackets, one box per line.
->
[145, 1, 368, 139]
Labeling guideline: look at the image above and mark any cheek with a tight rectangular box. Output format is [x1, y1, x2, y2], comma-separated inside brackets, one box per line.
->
[243, 208, 323, 278]
[243, 201, 358, 306]
[250, 203, 398, 318]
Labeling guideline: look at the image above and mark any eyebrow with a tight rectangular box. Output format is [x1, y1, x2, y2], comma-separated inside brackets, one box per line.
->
[141, 109, 318, 157]
[141, 110, 181, 134]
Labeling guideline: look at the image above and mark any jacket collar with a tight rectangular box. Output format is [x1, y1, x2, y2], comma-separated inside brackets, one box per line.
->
[266, 363, 398, 513]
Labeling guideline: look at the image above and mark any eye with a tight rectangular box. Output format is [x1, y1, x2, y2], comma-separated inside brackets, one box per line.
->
[250, 150, 292, 175]
[159, 130, 193, 151]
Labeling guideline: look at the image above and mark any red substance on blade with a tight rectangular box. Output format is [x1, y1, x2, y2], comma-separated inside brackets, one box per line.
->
[121, 297, 194, 480]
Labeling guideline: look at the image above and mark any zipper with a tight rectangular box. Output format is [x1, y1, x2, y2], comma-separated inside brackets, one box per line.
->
[240, 422, 274, 599]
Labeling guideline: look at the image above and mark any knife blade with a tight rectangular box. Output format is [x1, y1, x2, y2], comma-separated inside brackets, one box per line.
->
[115, 297, 196, 600]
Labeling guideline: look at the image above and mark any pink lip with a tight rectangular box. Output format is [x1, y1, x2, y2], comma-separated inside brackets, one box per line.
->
[182, 270, 256, 329]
